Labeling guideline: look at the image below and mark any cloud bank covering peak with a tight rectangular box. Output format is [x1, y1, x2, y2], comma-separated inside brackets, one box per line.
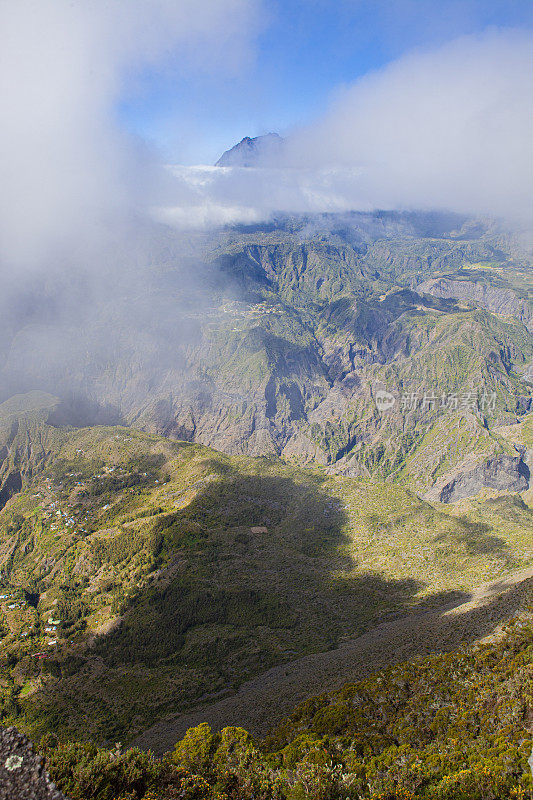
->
[2, 3, 533, 269]
[164, 29, 533, 227]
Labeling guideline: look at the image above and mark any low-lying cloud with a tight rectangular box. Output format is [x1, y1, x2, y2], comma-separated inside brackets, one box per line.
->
[0, 0, 262, 272]
[0, 0, 263, 403]
[292, 29, 533, 220]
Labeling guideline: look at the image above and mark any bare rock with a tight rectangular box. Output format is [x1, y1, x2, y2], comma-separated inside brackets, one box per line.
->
[426, 453, 530, 503]
[0, 726, 68, 800]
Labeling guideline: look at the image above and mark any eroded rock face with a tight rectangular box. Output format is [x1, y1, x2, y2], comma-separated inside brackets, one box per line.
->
[419, 277, 533, 331]
[1, 214, 532, 498]
[426, 453, 530, 503]
[0, 726, 68, 800]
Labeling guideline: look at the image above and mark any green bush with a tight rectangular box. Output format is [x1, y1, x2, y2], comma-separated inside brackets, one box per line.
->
[171, 723, 216, 775]
[42, 740, 163, 800]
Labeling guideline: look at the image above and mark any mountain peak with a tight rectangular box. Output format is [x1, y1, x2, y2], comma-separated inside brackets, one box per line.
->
[215, 132, 284, 167]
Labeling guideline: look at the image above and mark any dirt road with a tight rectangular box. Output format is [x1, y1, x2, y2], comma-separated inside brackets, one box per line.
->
[133, 566, 533, 755]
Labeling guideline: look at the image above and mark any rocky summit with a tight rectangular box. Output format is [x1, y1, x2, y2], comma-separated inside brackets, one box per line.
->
[215, 132, 284, 166]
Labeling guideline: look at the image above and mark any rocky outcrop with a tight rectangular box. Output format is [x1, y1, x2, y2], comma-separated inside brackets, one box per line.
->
[0, 726, 68, 800]
[426, 453, 530, 503]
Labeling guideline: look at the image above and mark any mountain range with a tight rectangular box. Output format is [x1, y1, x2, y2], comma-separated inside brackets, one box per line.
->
[1, 210, 532, 509]
[0, 147, 533, 787]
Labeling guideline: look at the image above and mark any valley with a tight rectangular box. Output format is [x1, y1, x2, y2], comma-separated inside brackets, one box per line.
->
[2, 212, 533, 500]
[0, 211, 533, 797]
[3, 2, 533, 794]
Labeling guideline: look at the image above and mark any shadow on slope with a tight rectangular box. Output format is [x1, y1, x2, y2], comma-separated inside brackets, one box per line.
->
[134, 570, 533, 756]
[92, 467, 429, 669]
[435, 515, 517, 562]
[17, 464, 468, 744]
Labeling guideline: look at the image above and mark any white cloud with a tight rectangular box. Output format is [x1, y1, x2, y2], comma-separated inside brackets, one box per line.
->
[0, 0, 262, 270]
[158, 164, 367, 228]
[287, 29, 533, 220]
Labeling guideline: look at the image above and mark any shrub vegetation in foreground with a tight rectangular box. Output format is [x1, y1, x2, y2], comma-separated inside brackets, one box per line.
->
[39, 605, 533, 799]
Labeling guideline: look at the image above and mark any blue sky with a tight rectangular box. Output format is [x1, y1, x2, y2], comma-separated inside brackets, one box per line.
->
[119, 0, 533, 164]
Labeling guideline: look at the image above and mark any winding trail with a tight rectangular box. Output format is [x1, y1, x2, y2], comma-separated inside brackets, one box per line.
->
[133, 566, 533, 755]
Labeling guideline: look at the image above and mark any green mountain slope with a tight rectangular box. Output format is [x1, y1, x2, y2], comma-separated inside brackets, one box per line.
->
[0, 212, 533, 781]
[39, 584, 533, 800]
[0, 406, 530, 743]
